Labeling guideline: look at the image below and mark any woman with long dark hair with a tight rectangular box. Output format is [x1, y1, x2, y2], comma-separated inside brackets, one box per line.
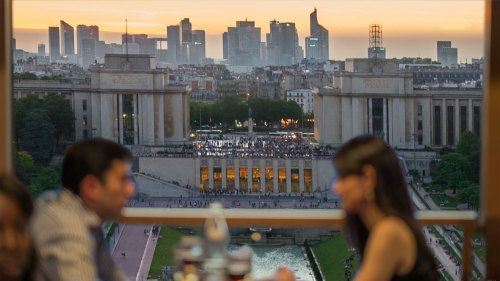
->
[332, 135, 438, 281]
[0, 175, 37, 281]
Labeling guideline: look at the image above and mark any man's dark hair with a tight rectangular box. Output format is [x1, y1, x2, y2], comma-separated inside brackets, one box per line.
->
[61, 138, 131, 195]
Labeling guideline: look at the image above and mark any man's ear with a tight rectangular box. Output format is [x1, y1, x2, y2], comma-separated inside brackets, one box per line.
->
[80, 174, 101, 201]
[362, 164, 377, 192]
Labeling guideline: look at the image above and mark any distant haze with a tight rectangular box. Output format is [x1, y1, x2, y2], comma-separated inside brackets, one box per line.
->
[13, 0, 485, 61]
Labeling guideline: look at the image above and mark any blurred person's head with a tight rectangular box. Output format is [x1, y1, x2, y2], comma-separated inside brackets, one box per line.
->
[332, 135, 414, 254]
[0, 175, 36, 281]
[61, 138, 135, 221]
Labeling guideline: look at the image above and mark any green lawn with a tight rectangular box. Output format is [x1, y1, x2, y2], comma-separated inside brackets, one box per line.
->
[430, 193, 459, 208]
[312, 234, 360, 281]
[148, 227, 184, 280]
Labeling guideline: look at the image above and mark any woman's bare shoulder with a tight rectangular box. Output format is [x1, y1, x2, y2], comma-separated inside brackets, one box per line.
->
[373, 216, 413, 237]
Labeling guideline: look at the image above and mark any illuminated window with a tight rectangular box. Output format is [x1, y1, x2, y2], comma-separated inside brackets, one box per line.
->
[226, 168, 235, 190]
[265, 168, 274, 192]
[213, 167, 222, 189]
[200, 167, 209, 190]
[278, 168, 286, 192]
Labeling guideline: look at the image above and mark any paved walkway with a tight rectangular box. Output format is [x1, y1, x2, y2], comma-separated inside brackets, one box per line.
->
[410, 185, 485, 279]
[111, 210, 150, 280]
[135, 226, 160, 281]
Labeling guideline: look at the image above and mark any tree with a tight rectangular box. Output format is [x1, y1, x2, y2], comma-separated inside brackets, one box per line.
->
[457, 183, 480, 210]
[42, 93, 75, 144]
[29, 164, 61, 198]
[15, 151, 34, 185]
[13, 72, 38, 80]
[219, 95, 247, 125]
[14, 94, 42, 139]
[15, 93, 75, 148]
[18, 109, 56, 165]
[284, 100, 302, 122]
[432, 152, 471, 193]
[456, 131, 480, 183]
[190, 102, 200, 127]
[247, 97, 270, 126]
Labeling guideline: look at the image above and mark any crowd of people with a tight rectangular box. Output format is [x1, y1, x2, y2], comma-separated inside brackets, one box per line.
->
[343, 251, 358, 281]
[133, 134, 333, 159]
[193, 135, 320, 158]
[141, 196, 339, 209]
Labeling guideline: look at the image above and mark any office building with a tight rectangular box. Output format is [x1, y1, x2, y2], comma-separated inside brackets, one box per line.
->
[437, 41, 458, 68]
[266, 20, 300, 66]
[38, 44, 45, 56]
[305, 8, 329, 61]
[224, 20, 261, 67]
[179, 18, 192, 64]
[48, 26, 60, 63]
[189, 30, 206, 65]
[60, 20, 74, 55]
[77, 25, 99, 68]
[222, 32, 228, 60]
[122, 34, 155, 55]
[167, 25, 180, 67]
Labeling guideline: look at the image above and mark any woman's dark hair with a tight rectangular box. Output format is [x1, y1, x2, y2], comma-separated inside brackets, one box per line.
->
[0, 175, 37, 281]
[0, 175, 33, 220]
[61, 138, 131, 195]
[333, 136, 427, 257]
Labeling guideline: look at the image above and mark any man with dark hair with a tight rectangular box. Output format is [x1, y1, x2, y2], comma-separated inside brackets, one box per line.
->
[30, 138, 135, 281]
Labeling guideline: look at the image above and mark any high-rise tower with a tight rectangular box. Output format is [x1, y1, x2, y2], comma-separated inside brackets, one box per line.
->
[179, 18, 192, 64]
[266, 20, 300, 66]
[167, 25, 180, 67]
[60, 20, 74, 55]
[437, 41, 458, 67]
[48, 26, 60, 63]
[225, 19, 261, 66]
[305, 8, 329, 61]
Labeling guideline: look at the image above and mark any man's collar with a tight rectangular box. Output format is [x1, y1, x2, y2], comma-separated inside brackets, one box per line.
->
[60, 188, 102, 228]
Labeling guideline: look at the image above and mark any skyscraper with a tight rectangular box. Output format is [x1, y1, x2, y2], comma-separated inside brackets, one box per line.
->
[225, 20, 261, 66]
[189, 30, 206, 65]
[48, 26, 60, 63]
[222, 32, 228, 60]
[167, 25, 180, 67]
[60, 20, 74, 55]
[77, 25, 99, 68]
[179, 18, 192, 64]
[437, 41, 458, 68]
[122, 34, 155, 55]
[77, 25, 98, 55]
[38, 44, 45, 56]
[305, 8, 329, 61]
[266, 20, 300, 66]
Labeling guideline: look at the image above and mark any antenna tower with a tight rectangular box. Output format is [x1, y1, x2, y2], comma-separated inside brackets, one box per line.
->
[369, 24, 383, 49]
[125, 19, 129, 61]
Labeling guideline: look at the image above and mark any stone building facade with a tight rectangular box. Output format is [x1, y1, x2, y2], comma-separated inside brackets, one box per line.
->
[139, 156, 335, 194]
[314, 59, 482, 148]
[14, 54, 191, 145]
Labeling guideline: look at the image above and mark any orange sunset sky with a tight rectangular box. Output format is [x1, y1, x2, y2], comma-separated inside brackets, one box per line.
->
[13, 0, 485, 61]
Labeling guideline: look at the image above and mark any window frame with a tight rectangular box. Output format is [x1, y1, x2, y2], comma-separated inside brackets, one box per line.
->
[1, 1, 499, 279]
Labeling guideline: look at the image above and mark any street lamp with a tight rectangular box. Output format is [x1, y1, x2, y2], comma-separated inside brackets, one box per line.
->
[412, 133, 417, 180]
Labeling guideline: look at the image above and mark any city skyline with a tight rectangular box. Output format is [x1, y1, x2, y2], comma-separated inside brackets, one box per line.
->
[13, 0, 485, 61]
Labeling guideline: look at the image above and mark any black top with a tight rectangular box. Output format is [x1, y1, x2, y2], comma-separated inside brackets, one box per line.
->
[391, 233, 439, 281]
